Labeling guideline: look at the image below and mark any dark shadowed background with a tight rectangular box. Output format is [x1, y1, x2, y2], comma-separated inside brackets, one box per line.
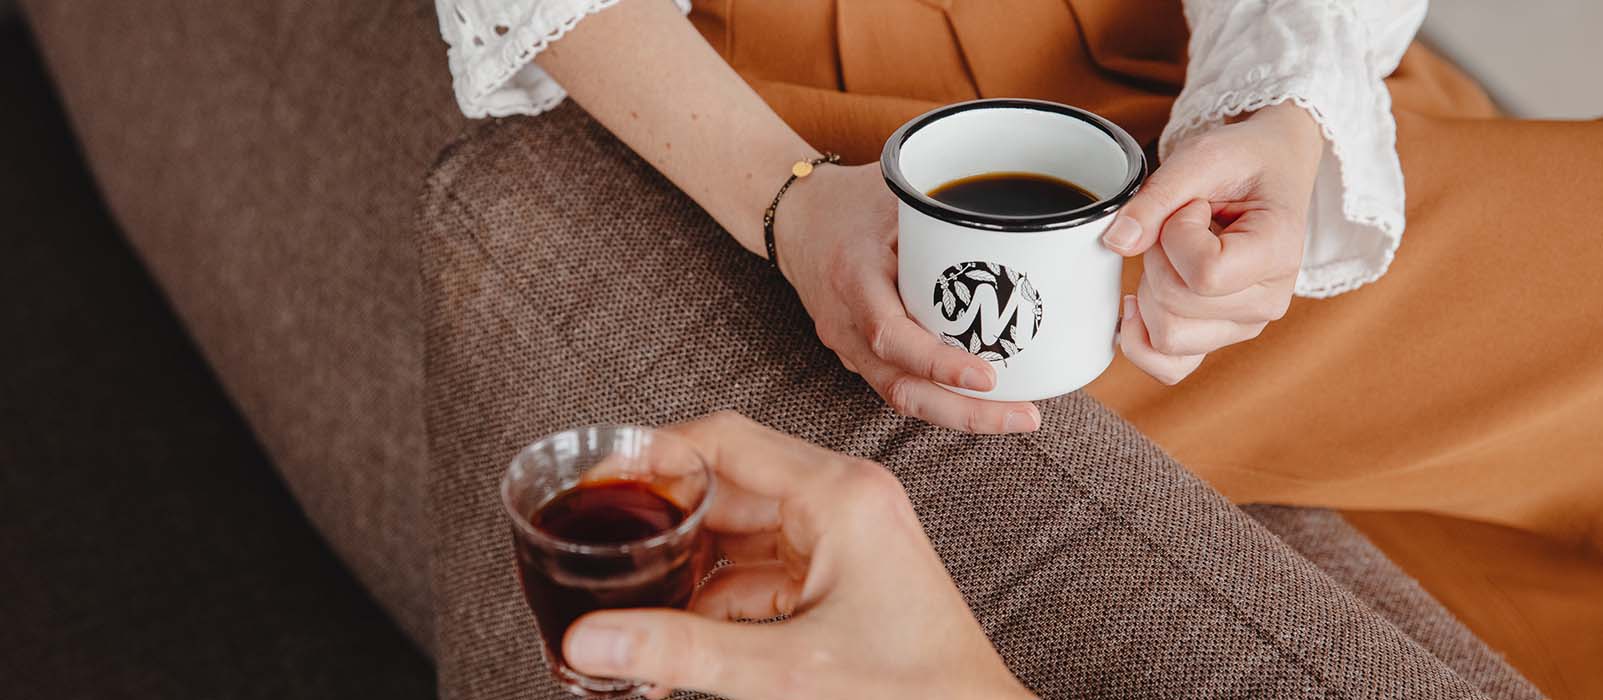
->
[0, 17, 434, 699]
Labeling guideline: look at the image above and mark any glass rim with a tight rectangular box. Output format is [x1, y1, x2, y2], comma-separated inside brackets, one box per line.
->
[500, 424, 717, 556]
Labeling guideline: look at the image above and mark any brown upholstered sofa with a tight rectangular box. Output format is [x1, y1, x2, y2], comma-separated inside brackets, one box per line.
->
[18, 1, 1541, 698]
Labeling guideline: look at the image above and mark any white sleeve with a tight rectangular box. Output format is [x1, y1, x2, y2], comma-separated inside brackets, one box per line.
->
[1168, 0, 1427, 297]
[436, 0, 692, 119]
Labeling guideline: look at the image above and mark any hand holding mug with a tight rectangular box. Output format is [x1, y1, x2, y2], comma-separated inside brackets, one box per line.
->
[561, 412, 1036, 700]
[1102, 103, 1323, 384]
[775, 163, 1043, 434]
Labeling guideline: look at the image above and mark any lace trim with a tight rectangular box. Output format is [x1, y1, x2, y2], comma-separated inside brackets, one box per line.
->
[1162, 0, 1413, 298]
[1162, 82, 1405, 299]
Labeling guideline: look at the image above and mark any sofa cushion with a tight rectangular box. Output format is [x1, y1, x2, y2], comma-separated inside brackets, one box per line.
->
[417, 103, 1539, 700]
[19, 0, 467, 650]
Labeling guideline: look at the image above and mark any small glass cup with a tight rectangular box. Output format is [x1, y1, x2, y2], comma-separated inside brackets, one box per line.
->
[501, 425, 716, 698]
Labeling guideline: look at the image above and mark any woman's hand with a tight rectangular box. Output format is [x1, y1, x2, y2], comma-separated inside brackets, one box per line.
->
[538, 2, 1036, 432]
[1101, 103, 1324, 384]
[773, 164, 1042, 434]
[562, 412, 1036, 700]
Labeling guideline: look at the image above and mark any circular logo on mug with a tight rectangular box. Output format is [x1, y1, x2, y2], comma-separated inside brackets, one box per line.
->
[931, 261, 1043, 363]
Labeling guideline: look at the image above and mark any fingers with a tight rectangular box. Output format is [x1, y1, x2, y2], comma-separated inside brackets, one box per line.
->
[1141, 242, 1291, 323]
[1120, 200, 1294, 362]
[866, 314, 996, 391]
[851, 344, 1040, 434]
[853, 264, 996, 392]
[564, 609, 789, 700]
[1102, 140, 1229, 256]
[690, 562, 803, 621]
[1117, 295, 1204, 385]
[1160, 202, 1301, 297]
[1135, 287, 1267, 356]
[700, 484, 782, 537]
[666, 412, 839, 501]
[665, 412, 861, 552]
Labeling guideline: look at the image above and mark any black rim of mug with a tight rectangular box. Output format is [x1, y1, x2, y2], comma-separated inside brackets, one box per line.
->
[880, 98, 1148, 232]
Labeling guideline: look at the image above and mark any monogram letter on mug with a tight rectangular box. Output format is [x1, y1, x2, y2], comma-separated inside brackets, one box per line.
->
[881, 99, 1147, 402]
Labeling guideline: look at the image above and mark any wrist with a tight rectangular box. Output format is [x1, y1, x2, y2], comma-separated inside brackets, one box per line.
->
[767, 155, 840, 284]
[712, 136, 821, 258]
[1244, 102, 1323, 162]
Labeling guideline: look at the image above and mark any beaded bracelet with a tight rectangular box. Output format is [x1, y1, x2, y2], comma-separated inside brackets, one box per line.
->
[763, 152, 841, 274]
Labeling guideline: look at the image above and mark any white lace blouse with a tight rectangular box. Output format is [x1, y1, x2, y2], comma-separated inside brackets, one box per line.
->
[437, 0, 1425, 298]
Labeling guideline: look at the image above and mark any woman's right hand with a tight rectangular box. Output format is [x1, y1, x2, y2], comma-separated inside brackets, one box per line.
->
[562, 412, 1037, 700]
[773, 163, 1042, 434]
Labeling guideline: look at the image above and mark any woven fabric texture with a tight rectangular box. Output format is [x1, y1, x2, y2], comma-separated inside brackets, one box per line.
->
[418, 104, 1538, 700]
[19, 0, 466, 649]
[1245, 506, 1540, 700]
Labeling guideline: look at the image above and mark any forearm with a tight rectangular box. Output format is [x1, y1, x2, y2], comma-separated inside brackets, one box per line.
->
[536, 0, 815, 256]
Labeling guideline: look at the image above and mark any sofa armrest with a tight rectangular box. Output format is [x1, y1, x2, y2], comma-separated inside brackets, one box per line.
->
[416, 104, 1535, 700]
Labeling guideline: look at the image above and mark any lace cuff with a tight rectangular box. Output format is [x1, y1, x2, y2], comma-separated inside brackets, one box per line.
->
[438, 0, 692, 119]
[1165, 0, 1424, 297]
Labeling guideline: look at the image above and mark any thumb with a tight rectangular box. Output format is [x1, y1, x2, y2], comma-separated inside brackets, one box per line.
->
[1102, 147, 1217, 257]
[564, 608, 790, 698]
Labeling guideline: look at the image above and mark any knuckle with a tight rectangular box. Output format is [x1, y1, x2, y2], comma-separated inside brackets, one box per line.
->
[1150, 356, 1200, 386]
[866, 318, 894, 359]
[1132, 179, 1179, 215]
[1146, 319, 1187, 356]
[851, 460, 904, 495]
[882, 375, 917, 416]
[1189, 263, 1233, 297]
[1265, 296, 1291, 321]
[702, 410, 749, 432]
[962, 408, 987, 434]
[840, 461, 912, 518]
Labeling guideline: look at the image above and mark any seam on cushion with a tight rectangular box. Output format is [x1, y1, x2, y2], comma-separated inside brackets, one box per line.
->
[1017, 432, 1349, 696]
[434, 165, 638, 418]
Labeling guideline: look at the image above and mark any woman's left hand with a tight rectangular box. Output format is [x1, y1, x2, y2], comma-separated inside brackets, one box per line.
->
[1100, 103, 1324, 384]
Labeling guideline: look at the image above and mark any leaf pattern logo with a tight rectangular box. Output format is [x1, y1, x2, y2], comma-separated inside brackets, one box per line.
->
[929, 261, 1043, 365]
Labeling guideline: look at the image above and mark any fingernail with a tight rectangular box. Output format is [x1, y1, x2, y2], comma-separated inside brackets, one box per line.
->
[566, 624, 634, 671]
[1122, 295, 1137, 321]
[1004, 409, 1039, 433]
[1103, 216, 1141, 251]
[959, 365, 995, 391]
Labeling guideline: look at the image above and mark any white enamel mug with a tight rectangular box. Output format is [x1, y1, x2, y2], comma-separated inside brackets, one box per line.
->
[881, 99, 1147, 402]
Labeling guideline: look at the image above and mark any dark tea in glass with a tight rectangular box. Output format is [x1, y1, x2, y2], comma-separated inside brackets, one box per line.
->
[502, 427, 715, 698]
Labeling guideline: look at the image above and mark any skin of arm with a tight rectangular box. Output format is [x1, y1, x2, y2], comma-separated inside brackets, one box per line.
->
[535, 0, 813, 256]
[535, 0, 1042, 435]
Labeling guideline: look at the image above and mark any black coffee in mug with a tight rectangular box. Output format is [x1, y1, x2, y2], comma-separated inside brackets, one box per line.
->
[927, 172, 1098, 217]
